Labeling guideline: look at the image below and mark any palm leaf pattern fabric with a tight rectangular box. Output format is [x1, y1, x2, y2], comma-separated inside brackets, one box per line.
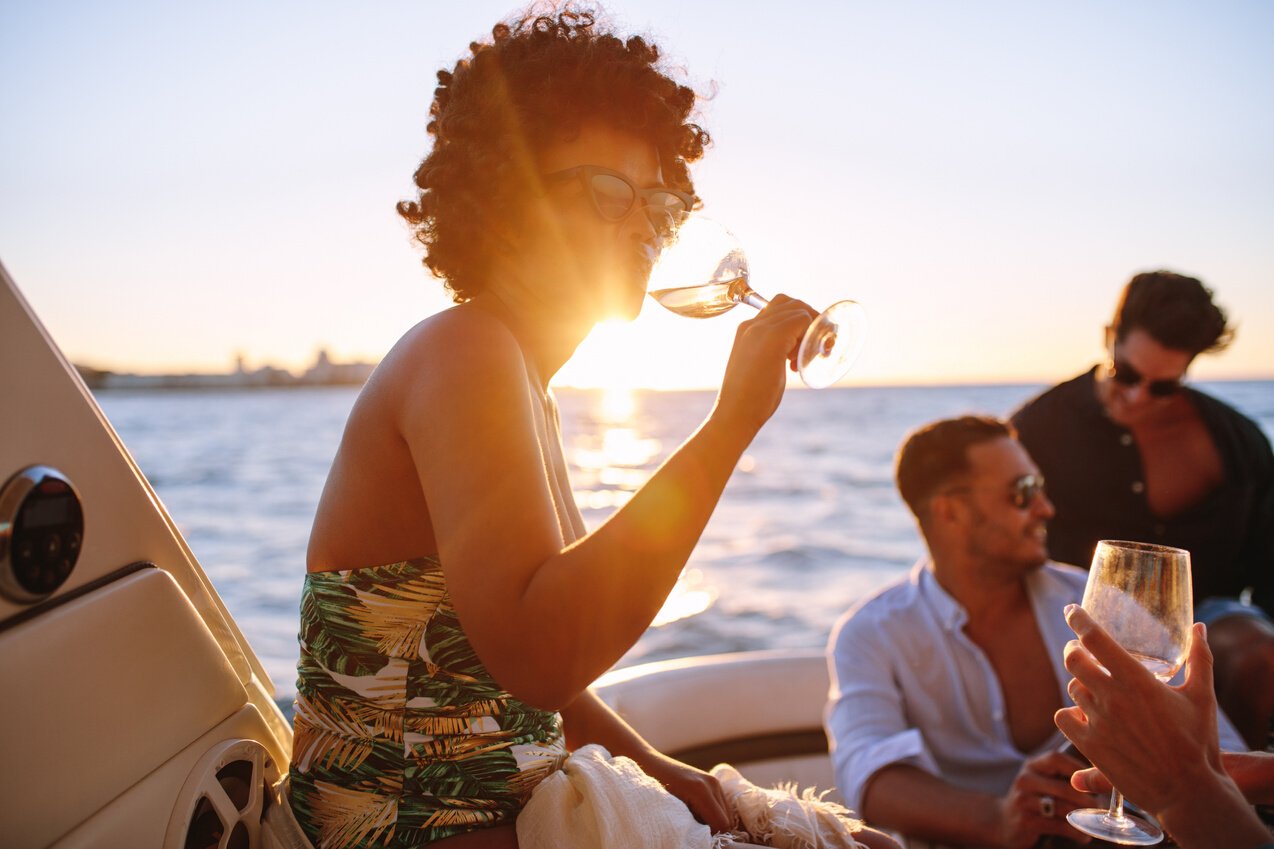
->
[289, 558, 566, 848]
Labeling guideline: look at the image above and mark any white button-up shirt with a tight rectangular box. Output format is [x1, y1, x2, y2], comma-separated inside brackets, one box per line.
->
[824, 560, 1243, 814]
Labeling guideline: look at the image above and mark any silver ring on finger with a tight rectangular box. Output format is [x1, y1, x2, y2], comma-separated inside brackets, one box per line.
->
[1039, 794, 1055, 819]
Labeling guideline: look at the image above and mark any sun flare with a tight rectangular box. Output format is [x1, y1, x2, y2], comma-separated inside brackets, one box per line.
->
[599, 387, 635, 422]
[554, 312, 737, 391]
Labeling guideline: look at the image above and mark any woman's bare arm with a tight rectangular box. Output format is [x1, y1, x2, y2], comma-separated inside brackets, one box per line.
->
[401, 299, 813, 709]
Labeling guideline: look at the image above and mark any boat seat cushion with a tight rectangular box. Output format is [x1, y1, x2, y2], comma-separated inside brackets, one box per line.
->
[0, 567, 247, 847]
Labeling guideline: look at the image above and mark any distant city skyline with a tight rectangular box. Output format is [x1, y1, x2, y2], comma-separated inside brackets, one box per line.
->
[4, 1, 1272, 389]
[75, 346, 377, 391]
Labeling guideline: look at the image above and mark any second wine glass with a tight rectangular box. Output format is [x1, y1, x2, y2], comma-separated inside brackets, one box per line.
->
[1066, 539, 1193, 846]
[646, 216, 868, 388]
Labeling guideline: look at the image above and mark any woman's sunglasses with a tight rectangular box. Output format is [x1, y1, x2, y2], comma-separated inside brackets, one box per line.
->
[944, 473, 1047, 510]
[1110, 358, 1183, 398]
[543, 165, 695, 230]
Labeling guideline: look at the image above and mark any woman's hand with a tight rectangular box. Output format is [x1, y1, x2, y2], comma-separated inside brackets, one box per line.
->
[632, 748, 734, 833]
[1055, 606, 1223, 817]
[561, 692, 734, 832]
[1055, 606, 1274, 849]
[713, 294, 817, 437]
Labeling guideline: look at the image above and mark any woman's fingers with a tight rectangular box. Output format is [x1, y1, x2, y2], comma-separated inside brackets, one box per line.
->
[1064, 605, 1146, 685]
[691, 777, 733, 832]
[1054, 705, 1090, 759]
[761, 298, 817, 370]
[1182, 623, 1215, 695]
[1070, 766, 1113, 795]
[1061, 646, 1102, 710]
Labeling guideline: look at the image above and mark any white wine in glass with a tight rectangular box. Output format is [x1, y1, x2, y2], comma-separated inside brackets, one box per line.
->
[647, 216, 868, 388]
[1066, 539, 1193, 846]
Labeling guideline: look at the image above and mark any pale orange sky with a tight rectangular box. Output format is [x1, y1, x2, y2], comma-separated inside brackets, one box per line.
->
[3, 1, 1272, 389]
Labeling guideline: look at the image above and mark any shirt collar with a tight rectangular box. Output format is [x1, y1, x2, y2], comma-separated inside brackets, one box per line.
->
[916, 558, 1065, 633]
[915, 559, 968, 632]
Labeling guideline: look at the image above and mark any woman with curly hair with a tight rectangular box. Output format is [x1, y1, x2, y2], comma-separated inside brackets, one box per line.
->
[286, 6, 833, 847]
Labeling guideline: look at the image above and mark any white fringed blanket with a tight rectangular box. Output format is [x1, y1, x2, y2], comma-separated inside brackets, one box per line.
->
[516, 745, 866, 849]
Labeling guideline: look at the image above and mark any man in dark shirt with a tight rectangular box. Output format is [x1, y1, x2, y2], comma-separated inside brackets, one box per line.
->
[1012, 270, 1274, 750]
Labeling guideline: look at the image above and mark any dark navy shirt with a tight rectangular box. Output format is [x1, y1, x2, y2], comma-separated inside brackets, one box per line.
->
[1011, 367, 1274, 612]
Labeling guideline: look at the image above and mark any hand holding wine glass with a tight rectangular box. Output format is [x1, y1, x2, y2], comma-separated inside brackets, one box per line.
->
[1058, 607, 1274, 849]
[1061, 540, 1193, 846]
[647, 215, 868, 388]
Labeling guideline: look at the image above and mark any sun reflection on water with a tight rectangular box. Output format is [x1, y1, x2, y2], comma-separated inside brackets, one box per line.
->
[599, 387, 636, 423]
[569, 391, 721, 627]
[651, 568, 719, 627]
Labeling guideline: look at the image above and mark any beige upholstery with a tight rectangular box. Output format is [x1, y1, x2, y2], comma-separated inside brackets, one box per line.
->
[1, 263, 293, 846]
[596, 649, 830, 752]
[595, 649, 842, 802]
[53, 707, 289, 848]
[0, 568, 255, 847]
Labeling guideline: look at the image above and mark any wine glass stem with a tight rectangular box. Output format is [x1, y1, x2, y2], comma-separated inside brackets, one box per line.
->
[735, 287, 769, 312]
[1108, 788, 1126, 821]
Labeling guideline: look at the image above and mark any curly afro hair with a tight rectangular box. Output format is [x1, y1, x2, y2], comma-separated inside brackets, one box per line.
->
[397, 4, 711, 302]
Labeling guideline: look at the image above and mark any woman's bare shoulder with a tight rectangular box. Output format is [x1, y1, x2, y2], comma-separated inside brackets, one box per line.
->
[378, 304, 527, 390]
[399, 305, 521, 364]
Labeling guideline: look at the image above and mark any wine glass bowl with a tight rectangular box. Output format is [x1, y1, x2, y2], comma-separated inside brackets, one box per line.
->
[1066, 539, 1193, 846]
[1080, 540, 1193, 681]
[646, 216, 867, 387]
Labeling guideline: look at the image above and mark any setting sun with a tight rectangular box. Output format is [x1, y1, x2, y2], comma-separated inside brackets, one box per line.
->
[554, 313, 740, 390]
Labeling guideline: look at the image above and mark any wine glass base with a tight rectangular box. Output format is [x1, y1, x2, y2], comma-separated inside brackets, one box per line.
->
[797, 300, 868, 388]
[1066, 807, 1163, 845]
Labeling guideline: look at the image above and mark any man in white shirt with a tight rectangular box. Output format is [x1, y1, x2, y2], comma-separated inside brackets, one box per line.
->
[824, 415, 1245, 848]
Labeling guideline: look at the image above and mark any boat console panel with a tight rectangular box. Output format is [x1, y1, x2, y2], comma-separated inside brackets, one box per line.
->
[0, 465, 84, 602]
[2, 262, 296, 847]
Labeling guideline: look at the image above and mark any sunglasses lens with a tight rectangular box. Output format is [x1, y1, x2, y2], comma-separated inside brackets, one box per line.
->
[1012, 476, 1044, 509]
[1112, 357, 1182, 397]
[590, 173, 636, 220]
[646, 190, 690, 216]
[644, 191, 689, 235]
[1111, 360, 1142, 386]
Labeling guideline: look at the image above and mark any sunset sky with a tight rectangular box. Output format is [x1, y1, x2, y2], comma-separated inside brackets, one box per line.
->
[3, 1, 1272, 389]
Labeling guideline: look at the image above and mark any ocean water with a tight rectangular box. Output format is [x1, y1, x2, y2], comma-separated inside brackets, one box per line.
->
[96, 380, 1274, 702]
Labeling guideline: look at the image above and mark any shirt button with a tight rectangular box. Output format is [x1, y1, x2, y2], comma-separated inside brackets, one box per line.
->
[1119, 433, 1134, 447]
[1132, 481, 1145, 494]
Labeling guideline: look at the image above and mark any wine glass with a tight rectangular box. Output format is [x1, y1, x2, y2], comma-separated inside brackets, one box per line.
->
[1066, 539, 1193, 846]
[645, 215, 868, 388]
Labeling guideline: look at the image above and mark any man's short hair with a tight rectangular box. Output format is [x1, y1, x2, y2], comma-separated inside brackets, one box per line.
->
[895, 415, 1014, 520]
[1112, 270, 1233, 356]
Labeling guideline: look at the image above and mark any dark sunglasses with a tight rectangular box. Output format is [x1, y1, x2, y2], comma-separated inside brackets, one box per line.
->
[945, 473, 1047, 510]
[1110, 358, 1183, 398]
[543, 165, 695, 229]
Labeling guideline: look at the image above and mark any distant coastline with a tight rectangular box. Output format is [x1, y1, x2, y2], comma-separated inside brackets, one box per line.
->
[75, 349, 376, 391]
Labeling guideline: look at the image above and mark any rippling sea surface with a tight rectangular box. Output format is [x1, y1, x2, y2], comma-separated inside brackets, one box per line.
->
[97, 380, 1274, 702]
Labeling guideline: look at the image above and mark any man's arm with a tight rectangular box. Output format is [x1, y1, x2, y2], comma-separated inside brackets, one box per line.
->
[825, 604, 1093, 848]
[863, 754, 1094, 849]
[825, 604, 931, 815]
[1223, 751, 1274, 807]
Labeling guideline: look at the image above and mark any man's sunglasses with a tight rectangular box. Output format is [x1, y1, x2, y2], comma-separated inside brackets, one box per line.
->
[543, 165, 695, 229]
[1110, 358, 1183, 398]
[945, 473, 1047, 510]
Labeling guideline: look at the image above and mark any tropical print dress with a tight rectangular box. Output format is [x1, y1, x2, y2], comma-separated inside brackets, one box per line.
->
[288, 558, 567, 848]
